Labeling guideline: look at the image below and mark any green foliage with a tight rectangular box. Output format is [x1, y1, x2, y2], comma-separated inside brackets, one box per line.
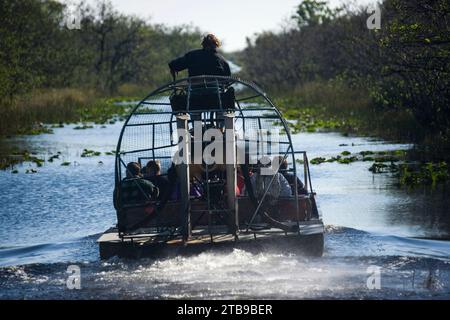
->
[238, 0, 450, 159]
[293, 0, 339, 28]
[81, 149, 101, 157]
[0, 0, 203, 136]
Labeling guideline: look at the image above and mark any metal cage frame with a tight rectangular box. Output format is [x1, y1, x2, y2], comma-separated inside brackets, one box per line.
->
[114, 75, 316, 240]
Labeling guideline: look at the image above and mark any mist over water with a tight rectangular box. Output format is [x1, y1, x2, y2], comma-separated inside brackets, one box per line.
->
[1, 122, 449, 299]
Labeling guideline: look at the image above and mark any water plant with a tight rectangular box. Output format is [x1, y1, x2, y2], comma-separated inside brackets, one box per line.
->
[81, 149, 102, 157]
[48, 154, 60, 162]
[310, 157, 327, 165]
[74, 124, 94, 130]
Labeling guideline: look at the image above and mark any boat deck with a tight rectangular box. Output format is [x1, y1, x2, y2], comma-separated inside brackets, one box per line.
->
[97, 221, 324, 259]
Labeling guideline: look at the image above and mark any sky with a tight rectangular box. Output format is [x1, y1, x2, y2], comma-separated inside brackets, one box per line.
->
[85, 0, 375, 52]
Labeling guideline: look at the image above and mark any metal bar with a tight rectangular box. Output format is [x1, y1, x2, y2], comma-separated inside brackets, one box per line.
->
[306, 153, 314, 193]
[140, 101, 171, 105]
[238, 140, 291, 145]
[176, 113, 191, 242]
[304, 153, 308, 193]
[132, 111, 176, 115]
[238, 107, 276, 112]
[125, 121, 175, 127]
[293, 148, 300, 234]
[205, 153, 212, 242]
[236, 94, 263, 103]
[121, 144, 178, 155]
[138, 155, 174, 160]
[152, 125, 155, 161]
[235, 115, 281, 119]
[224, 112, 238, 235]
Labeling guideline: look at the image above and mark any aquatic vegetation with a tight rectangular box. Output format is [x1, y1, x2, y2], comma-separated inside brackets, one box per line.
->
[367, 159, 450, 187]
[398, 162, 449, 187]
[308, 149, 410, 172]
[74, 124, 94, 130]
[104, 151, 115, 156]
[25, 168, 38, 174]
[0, 157, 21, 170]
[360, 151, 375, 157]
[48, 154, 60, 162]
[310, 157, 327, 165]
[11, 169, 18, 174]
[18, 126, 54, 135]
[337, 156, 358, 164]
[81, 149, 101, 157]
[61, 162, 71, 166]
[0, 151, 45, 170]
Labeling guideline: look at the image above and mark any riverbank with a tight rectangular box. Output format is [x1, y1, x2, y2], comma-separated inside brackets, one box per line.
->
[0, 87, 138, 170]
[0, 87, 143, 137]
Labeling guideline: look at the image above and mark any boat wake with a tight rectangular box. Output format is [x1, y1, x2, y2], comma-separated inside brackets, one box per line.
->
[1, 226, 449, 299]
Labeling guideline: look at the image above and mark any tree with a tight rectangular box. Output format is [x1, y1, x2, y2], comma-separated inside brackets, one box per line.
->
[292, 0, 338, 28]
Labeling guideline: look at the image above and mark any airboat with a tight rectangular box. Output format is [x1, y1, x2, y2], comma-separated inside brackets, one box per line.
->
[98, 75, 324, 259]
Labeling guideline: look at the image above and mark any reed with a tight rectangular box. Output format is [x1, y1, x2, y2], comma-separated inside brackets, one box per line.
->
[0, 88, 129, 136]
[274, 80, 423, 144]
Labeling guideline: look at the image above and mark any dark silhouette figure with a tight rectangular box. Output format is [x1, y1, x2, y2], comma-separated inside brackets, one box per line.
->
[168, 34, 231, 78]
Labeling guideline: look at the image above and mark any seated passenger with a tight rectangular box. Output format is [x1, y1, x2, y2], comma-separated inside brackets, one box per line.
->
[144, 160, 171, 202]
[248, 157, 292, 199]
[274, 156, 307, 195]
[119, 162, 159, 206]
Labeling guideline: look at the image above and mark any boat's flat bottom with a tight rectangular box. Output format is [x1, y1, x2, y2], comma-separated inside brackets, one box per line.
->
[97, 221, 325, 259]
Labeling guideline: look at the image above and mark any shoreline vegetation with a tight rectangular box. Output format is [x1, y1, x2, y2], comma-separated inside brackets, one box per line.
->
[0, 88, 134, 137]
[1, 0, 449, 188]
[236, 0, 450, 187]
[0, 0, 199, 136]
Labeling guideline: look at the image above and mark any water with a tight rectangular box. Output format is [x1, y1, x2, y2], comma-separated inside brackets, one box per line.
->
[1, 123, 449, 299]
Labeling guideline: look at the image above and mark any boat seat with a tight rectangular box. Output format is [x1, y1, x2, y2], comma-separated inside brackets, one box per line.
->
[117, 202, 157, 234]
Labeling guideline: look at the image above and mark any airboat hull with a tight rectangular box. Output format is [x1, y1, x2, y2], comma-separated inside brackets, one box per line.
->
[97, 221, 325, 260]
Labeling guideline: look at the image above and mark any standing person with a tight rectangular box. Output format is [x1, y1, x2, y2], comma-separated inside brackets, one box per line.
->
[168, 34, 231, 79]
[168, 33, 235, 122]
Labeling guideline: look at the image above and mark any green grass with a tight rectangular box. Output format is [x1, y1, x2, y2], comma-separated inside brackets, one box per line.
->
[274, 80, 422, 143]
[0, 88, 133, 137]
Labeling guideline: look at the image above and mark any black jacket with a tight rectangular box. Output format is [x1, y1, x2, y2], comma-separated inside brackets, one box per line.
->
[169, 48, 231, 77]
